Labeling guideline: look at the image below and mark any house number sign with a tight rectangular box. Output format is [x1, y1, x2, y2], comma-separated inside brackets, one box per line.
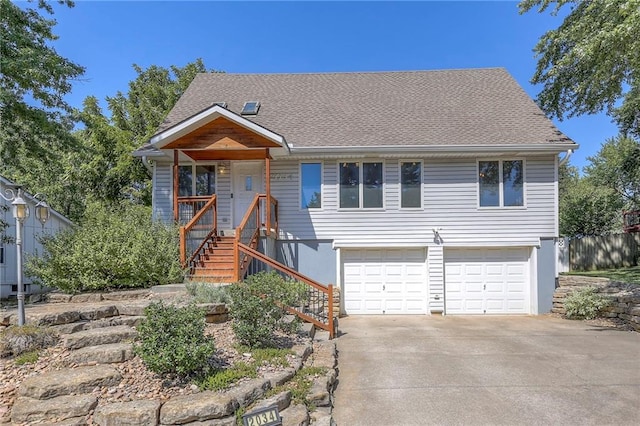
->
[242, 405, 282, 426]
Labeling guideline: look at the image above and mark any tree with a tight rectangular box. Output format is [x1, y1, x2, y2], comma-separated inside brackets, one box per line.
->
[584, 135, 640, 209]
[519, 0, 640, 137]
[559, 177, 621, 236]
[0, 0, 85, 167]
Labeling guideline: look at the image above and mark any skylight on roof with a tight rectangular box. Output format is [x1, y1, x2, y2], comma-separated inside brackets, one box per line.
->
[241, 101, 260, 115]
[212, 102, 227, 108]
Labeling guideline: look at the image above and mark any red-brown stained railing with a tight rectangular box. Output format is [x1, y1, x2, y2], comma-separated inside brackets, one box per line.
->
[237, 243, 335, 339]
[234, 194, 261, 281]
[180, 195, 217, 267]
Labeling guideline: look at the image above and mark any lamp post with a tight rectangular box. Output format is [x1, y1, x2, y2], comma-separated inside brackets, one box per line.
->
[1, 187, 50, 326]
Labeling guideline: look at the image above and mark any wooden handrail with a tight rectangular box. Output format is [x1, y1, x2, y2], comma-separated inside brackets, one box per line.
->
[183, 195, 217, 233]
[238, 243, 331, 294]
[236, 194, 261, 235]
[238, 242, 335, 338]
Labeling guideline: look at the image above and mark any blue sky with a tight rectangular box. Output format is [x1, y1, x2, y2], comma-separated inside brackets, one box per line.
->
[43, 0, 619, 171]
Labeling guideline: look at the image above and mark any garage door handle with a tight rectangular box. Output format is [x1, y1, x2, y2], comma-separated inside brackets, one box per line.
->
[383, 285, 385, 291]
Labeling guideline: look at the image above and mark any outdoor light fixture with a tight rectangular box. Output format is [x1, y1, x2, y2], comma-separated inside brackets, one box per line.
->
[1, 187, 50, 326]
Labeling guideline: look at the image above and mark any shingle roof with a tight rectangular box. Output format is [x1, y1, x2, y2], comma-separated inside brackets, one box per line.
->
[155, 68, 574, 148]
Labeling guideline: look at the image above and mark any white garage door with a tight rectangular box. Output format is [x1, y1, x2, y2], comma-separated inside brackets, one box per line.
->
[445, 248, 530, 314]
[343, 248, 427, 314]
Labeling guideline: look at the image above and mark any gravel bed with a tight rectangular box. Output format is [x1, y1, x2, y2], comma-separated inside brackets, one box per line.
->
[0, 320, 307, 424]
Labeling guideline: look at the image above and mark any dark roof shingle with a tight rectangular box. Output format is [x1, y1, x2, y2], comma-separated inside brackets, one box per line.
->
[155, 68, 573, 148]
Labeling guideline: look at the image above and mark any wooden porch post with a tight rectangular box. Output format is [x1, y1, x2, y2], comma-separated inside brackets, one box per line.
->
[265, 149, 271, 236]
[173, 150, 179, 222]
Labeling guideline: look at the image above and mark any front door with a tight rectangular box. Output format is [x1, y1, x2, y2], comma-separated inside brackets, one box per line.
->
[232, 161, 263, 227]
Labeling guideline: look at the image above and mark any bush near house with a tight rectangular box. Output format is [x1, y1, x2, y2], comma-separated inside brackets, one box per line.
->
[564, 287, 612, 320]
[228, 271, 306, 348]
[26, 202, 184, 293]
[134, 301, 216, 376]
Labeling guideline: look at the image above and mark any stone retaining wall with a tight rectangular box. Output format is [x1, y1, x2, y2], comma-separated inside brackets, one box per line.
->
[554, 276, 640, 331]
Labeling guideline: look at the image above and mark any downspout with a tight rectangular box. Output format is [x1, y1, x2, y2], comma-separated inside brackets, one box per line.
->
[558, 149, 574, 167]
[141, 156, 153, 173]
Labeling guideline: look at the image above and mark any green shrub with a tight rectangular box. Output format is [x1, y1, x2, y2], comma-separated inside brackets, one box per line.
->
[198, 361, 257, 391]
[14, 350, 39, 365]
[185, 282, 231, 304]
[26, 202, 184, 293]
[564, 287, 611, 319]
[134, 301, 215, 376]
[228, 271, 305, 348]
[0, 325, 58, 357]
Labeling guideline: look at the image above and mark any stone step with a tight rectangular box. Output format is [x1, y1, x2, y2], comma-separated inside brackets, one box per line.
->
[93, 400, 161, 425]
[63, 325, 137, 350]
[66, 342, 134, 365]
[18, 365, 122, 400]
[280, 404, 310, 426]
[52, 315, 144, 335]
[11, 394, 97, 424]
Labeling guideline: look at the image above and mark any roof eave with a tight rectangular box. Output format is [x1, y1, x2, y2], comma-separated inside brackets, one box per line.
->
[150, 105, 289, 152]
[288, 143, 579, 155]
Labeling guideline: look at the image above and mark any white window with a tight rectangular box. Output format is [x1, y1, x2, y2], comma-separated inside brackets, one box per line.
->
[300, 163, 322, 209]
[339, 162, 384, 209]
[478, 160, 524, 207]
[178, 164, 216, 197]
[400, 161, 422, 208]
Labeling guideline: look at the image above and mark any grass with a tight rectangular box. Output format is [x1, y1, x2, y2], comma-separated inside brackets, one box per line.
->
[14, 350, 40, 365]
[198, 346, 293, 391]
[566, 266, 640, 285]
[263, 366, 328, 411]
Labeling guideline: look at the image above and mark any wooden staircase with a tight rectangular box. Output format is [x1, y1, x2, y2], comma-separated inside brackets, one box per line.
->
[189, 235, 236, 282]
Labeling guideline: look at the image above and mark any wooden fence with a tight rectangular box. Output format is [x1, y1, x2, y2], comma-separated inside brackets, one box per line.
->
[569, 233, 640, 271]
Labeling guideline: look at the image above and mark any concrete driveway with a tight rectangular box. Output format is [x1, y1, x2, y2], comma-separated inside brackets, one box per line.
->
[332, 315, 640, 425]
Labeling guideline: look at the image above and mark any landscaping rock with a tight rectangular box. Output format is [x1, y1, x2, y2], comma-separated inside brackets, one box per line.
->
[280, 404, 309, 426]
[26, 309, 81, 326]
[102, 289, 151, 301]
[115, 301, 152, 316]
[227, 378, 271, 407]
[67, 343, 134, 365]
[292, 343, 313, 363]
[70, 293, 103, 303]
[37, 417, 88, 426]
[264, 368, 296, 389]
[310, 407, 333, 426]
[312, 341, 336, 369]
[83, 315, 145, 330]
[77, 304, 119, 321]
[307, 379, 331, 408]
[179, 416, 236, 426]
[18, 365, 122, 399]
[11, 394, 97, 423]
[252, 390, 292, 413]
[159, 391, 237, 424]
[93, 399, 160, 426]
[46, 293, 73, 303]
[63, 325, 137, 350]
[51, 321, 89, 334]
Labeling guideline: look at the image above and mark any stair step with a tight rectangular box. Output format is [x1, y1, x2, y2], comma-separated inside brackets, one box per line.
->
[63, 325, 137, 350]
[67, 343, 134, 365]
[18, 364, 122, 399]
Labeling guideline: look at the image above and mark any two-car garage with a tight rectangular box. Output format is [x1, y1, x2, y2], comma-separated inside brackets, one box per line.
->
[341, 247, 532, 315]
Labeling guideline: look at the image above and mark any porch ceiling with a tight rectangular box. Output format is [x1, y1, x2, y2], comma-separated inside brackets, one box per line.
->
[183, 148, 271, 161]
[163, 116, 282, 151]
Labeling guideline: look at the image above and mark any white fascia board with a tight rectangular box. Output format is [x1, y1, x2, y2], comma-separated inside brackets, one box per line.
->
[332, 241, 429, 249]
[443, 238, 541, 248]
[150, 105, 287, 150]
[289, 143, 579, 156]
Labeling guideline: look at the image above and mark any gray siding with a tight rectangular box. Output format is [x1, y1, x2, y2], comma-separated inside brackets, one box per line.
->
[537, 238, 557, 313]
[271, 156, 557, 246]
[276, 240, 336, 286]
[153, 160, 232, 226]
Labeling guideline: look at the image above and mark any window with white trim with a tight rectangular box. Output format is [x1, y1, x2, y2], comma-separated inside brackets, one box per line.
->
[478, 160, 524, 207]
[301, 163, 322, 209]
[178, 164, 216, 196]
[400, 161, 422, 208]
[339, 162, 383, 208]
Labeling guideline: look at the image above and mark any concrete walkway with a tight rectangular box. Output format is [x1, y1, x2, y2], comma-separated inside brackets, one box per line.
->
[333, 315, 640, 426]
